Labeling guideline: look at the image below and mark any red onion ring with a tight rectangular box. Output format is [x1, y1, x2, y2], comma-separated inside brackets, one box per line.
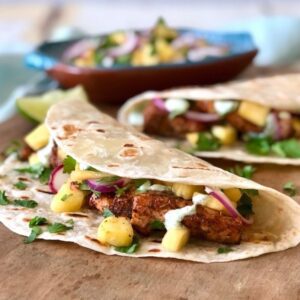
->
[205, 187, 253, 225]
[107, 31, 138, 57]
[184, 111, 221, 122]
[152, 98, 168, 112]
[86, 178, 129, 193]
[49, 165, 69, 193]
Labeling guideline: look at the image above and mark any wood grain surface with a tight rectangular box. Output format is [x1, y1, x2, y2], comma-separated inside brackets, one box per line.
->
[1, 107, 300, 300]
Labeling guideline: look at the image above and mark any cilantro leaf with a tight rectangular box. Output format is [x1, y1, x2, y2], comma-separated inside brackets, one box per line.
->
[0, 191, 10, 205]
[115, 185, 129, 197]
[39, 167, 52, 184]
[14, 199, 38, 208]
[15, 163, 51, 184]
[61, 194, 73, 201]
[283, 181, 297, 197]
[103, 208, 114, 218]
[237, 193, 253, 217]
[47, 222, 73, 233]
[98, 176, 120, 183]
[149, 220, 165, 230]
[228, 165, 256, 179]
[24, 226, 42, 244]
[63, 156, 76, 174]
[217, 246, 233, 254]
[114, 236, 139, 254]
[29, 216, 48, 227]
[14, 181, 27, 190]
[272, 139, 300, 158]
[245, 136, 271, 155]
[195, 132, 220, 151]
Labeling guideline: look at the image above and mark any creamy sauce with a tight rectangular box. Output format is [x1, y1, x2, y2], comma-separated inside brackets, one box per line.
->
[148, 184, 171, 192]
[37, 138, 54, 166]
[214, 100, 238, 115]
[164, 193, 207, 230]
[79, 162, 90, 170]
[128, 111, 144, 126]
[165, 98, 189, 114]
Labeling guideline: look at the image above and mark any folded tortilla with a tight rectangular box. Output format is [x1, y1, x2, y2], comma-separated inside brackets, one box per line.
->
[118, 73, 300, 165]
[1, 99, 300, 263]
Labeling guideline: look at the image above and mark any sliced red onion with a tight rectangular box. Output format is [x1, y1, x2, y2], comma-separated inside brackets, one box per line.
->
[86, 178, 129, 193]
[152, 98, 168, 112]
[171, 33, 197, 49]
[205, 187, 253, 225]
[184, 111, 221, 122]
[49, 165, 69, 193]
[62, 39, 99, 62]
[187, 47, 225, 62]
[107, 31, 138, 57]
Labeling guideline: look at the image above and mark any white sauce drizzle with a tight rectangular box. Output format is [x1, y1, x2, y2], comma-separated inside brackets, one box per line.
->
[128, 111, 144, 126]
[164, 193, 207, 230]
[165, 98, 189, 114]
[37, 138, 54, 166]
[214, 100, 238, 116]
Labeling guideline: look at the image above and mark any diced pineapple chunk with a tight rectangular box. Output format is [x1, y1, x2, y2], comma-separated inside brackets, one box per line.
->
[155, 39, 181, 63]
[162, 226, 190, 252]
[24, 124, 49, 151]
[237, 101, 270, 127]
[186, 132, 199, 146]
[172, 183, 204, 200]
[132, 44, 159, 66]
[70, 170, 105, 182]
[28, 153, 40, 165]
[224, 188, 242, 203]
[211, 125, 237, 145]
[97, 216, 134, 247]
[51, 180, 85, 213]
[203, 195, 237, 211]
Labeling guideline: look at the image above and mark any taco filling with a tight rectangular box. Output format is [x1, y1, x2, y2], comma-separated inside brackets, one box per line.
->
[139, 98, 300, 158]
[16, 123, 256, 252]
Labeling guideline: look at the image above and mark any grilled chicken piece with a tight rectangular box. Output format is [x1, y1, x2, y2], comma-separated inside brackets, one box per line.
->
[18, 144, 34, 161]
[143, 101, 206, 137]
[90, 190, 245, 244]
[193, 101, 216, 113]
[182, 205, 243, 244]
[226, 112, 262, 133]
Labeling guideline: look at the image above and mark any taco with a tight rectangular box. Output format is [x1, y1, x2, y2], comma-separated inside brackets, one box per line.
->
[118, 74, 300, 165]
[0, 99, 300, 263]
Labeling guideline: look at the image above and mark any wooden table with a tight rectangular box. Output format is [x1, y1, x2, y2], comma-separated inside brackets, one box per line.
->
[1, 98, 300, 300]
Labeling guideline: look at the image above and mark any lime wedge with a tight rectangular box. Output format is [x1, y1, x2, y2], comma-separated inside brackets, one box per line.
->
[16, 86, 89, 123]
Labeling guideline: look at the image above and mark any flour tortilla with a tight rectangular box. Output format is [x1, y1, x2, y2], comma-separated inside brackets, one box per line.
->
[1, 99, 300, 263]
[118, 73, 300, 165]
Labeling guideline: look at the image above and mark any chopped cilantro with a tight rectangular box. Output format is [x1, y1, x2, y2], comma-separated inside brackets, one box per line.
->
[283, 181, 297, 197]
[24, 226, 42, 244]
[217, 246, 233, 254]
[47, 222, 73, 233]
[63, 156, 76, 174]
[237, 193, 253, 217]
[134, 179, 149, 188]
[103, 208, 114, 218]
[66, 219, 74, 226]
[272, 139, 300, 158]
[114, 236, 139, 254]
[0, 191, 9, 205]
[195, 132, 220, 151]
[115, 185, 129, 197]
[149, 220, 165, 230]
[14, 181, 27, 190]
[78, 182, 90, 191]
[98, 176, 120, 183]
[245, 136, 271, 155]
[15, 163, 51, 184]
[14, 199, 38, 208]
[61, 194, 73, 201]
[29, 216, 48, 227]
[228, 165, 256, 179]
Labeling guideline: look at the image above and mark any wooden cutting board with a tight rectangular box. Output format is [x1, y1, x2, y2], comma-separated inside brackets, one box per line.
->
[1, 113, 300, 300]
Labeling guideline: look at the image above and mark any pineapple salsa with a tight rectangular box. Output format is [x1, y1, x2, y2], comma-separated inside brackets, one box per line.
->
[140, 97, 300, 158]
[10, 123, 255, 253]
[63, 18, 229, 69]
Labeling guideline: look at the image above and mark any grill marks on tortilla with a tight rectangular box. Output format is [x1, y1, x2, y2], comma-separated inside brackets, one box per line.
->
[58, 124, 81, 140]
[85, 235, 105, 246]
[65, 212, 89, 218]
[118, 143, 140, 158]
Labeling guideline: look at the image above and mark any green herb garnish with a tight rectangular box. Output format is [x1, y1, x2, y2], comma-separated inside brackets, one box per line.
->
[217, 246, 233, 254]
[114, 236, 139, 254]
[61, 194, 73, 201]
[103, 208, 114, 218]
[115, 185, 129, 197]
[245, 136, 271, 156]
[29, 216, 48, 227]
[195, 132, 220, 151]
[283, 181, 297, 197]
[0, 191, 10, 205]
[63, 156, 77, 174]
[14, 199, 38, 208]
[13, 181, 27, 190]
[149, 220, 165, 230]
[237, 193, 253, 217]
[15, 163, 51, 184]
[228, 165, 256, 179]
[47, 222, 73, 233]
[98, 176, 120, 183]
[24, 226, 42, 244]
[272, 139, 300, 158]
